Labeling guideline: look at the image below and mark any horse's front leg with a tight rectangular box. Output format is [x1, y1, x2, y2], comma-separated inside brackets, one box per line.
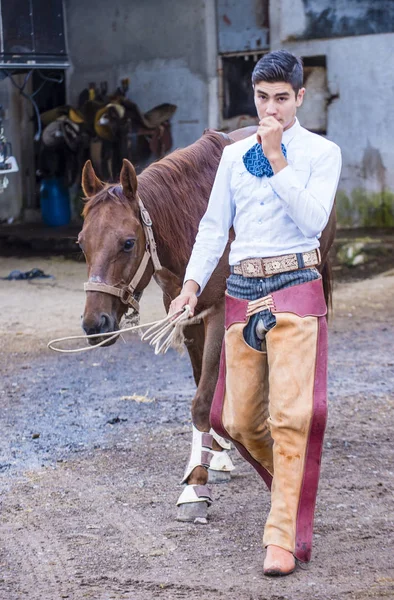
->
[187, 311, 234, 484]
[177, 306, 235, 522]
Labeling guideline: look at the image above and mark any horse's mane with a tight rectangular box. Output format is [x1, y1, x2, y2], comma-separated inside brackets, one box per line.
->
[138, 132, 229, 266]
[83, 131, 230, 269]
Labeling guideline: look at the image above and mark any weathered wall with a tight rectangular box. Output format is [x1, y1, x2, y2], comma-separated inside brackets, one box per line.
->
[217, 0, 269, 53]
[297, 0, 394, 40]
[270, 1, 394, 226]
[64, 0, 218, 150]
[3, 0, 392, 226]
[0, 78, 25, 221]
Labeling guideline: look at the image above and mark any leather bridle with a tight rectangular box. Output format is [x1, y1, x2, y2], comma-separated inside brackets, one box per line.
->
[83, 193, 162, 313]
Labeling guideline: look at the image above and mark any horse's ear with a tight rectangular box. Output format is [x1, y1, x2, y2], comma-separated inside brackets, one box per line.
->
[120, 159, 138, 199]
[82, 160, 104, 197]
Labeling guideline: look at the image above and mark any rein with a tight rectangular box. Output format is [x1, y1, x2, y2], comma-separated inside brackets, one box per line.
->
[47, 306, 191, 355]
[83, 192, 162, 313]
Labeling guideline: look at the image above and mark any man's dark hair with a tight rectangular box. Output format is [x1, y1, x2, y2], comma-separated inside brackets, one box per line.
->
[252, 50, 303, 95]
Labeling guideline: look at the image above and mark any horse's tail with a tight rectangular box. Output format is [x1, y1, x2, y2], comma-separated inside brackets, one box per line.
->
[321, 258, 333, 318]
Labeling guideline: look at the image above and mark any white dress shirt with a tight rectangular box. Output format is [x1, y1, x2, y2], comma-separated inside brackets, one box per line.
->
[184, 118, 342, 293]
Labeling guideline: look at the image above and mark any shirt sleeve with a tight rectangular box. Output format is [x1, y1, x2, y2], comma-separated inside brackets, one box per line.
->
[183, 146, 235, 294]
[268, 144, 342, 238]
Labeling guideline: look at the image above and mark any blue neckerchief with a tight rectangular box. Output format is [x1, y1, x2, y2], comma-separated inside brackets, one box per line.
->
[242, 142, 287, 178]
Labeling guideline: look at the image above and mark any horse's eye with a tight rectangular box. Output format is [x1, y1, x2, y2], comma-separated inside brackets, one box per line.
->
[123, 239, 135, 252]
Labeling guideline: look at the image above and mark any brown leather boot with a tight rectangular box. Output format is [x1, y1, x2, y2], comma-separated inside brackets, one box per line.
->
[263, 545, 296, 576]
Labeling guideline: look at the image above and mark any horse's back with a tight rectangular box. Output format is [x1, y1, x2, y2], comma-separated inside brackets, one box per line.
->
[228, 125, 258, 143]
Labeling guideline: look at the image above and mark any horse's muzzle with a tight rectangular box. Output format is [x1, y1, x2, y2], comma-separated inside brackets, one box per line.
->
[82, 313, 120, 346]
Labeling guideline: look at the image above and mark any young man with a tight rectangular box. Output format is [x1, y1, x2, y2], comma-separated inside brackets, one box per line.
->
[170, 50, 341, 575]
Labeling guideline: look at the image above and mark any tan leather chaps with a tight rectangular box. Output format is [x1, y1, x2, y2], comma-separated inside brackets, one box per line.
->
[210, 278, 328, 562]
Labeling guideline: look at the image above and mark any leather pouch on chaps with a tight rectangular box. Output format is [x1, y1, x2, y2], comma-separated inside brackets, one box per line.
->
[210, 277, 328, 562]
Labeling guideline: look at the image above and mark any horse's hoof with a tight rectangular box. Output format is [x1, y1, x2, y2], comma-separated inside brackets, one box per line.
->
[208, 468, 232, 484]
[176, 501, 209, 522]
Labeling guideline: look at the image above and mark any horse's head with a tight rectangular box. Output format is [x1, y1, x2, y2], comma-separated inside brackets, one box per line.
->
[78, 159, 154, 345]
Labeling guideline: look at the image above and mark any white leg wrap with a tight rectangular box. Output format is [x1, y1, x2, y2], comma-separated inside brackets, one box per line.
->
[210, 427, 232, 450]
[208, 449, 235, 472]
[181, 425, 214, 484]
[176, 484, 213, 506]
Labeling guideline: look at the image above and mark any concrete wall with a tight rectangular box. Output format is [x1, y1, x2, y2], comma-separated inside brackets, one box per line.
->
[270, 0, 394, 226]
[65, 0, 219, 150]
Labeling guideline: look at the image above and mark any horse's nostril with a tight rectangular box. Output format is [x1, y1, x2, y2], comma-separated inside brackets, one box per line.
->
[83, 322, 97, 336]
[100, 313, 111, 330]
[82, 313, 115, 336]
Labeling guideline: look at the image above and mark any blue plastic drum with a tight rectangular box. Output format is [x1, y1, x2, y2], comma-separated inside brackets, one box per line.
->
[40, 178, 71, 227]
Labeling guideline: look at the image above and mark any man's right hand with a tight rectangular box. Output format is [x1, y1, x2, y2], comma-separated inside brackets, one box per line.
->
[169, 280, 200, 317]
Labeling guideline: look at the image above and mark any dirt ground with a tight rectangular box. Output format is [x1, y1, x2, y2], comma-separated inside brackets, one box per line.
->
[0, 256, 393, 600]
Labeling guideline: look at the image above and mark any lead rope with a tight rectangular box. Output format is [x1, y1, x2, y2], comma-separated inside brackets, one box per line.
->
[47, 306, 191, 355]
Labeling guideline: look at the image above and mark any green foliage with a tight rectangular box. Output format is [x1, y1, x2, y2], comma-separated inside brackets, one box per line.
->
[336, 188, 394, 227]
[335, 190, 354, 227]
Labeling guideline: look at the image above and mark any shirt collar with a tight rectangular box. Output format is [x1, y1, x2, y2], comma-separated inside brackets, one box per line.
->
[282, 117, 300, 147]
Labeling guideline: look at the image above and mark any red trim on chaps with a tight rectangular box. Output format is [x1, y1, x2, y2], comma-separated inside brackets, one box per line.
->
[271, 278, 327, 317]
[231, 438, 273, 491]
[209, 341, 273, 491]
[224, 293, 248, 328]
[294, 316, 328, 562]
[209, 343, 227, 434]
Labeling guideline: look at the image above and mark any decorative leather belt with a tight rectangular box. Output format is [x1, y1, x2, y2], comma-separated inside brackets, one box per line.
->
[231, 249, 321, 278]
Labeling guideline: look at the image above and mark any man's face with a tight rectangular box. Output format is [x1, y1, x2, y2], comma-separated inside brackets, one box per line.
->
[253, 81, 305, 131]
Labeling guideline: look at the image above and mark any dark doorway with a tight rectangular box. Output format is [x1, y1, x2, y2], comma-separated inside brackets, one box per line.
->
[222, 54, 260, 120]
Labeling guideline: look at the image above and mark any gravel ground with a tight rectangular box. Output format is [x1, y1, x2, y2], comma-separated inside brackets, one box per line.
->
[0, 256, 393, 600]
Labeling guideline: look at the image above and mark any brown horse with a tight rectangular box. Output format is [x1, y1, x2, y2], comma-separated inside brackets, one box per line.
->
[79, 128, 336, 520]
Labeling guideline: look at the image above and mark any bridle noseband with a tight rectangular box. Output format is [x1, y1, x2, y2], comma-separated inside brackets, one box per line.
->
[83, 192, 163, 313]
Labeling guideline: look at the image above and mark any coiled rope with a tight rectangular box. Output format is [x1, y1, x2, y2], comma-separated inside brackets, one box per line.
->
[47, 306, 191, 355]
